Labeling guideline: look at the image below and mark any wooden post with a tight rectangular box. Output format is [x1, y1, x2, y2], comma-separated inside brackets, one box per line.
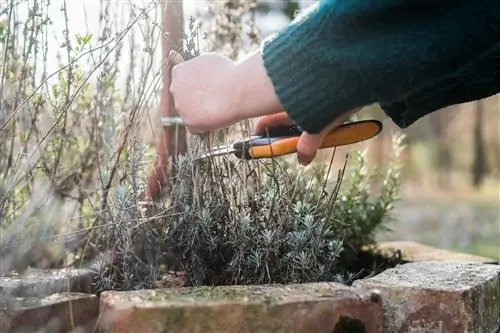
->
[143, 0, 187, 201]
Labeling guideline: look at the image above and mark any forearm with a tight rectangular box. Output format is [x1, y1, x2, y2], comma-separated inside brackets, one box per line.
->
[261, 0, 500, 133]
[229, 51, 284, 121]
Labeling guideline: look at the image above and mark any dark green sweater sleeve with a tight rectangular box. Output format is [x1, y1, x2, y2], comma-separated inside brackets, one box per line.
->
[261, 0, 500, 133]
[381, 42, 500, 127]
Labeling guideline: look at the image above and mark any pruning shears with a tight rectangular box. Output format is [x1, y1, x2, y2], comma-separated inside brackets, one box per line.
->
[195, 119, 383, 161]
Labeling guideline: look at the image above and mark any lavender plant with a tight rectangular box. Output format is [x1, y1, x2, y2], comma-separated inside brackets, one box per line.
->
[91, 130, 405, 292]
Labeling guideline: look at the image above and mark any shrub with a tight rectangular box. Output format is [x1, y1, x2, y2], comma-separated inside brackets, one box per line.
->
[91, 131, 406, 292]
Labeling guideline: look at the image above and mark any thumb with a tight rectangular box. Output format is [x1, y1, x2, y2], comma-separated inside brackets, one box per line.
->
[296, 131, 327, 166]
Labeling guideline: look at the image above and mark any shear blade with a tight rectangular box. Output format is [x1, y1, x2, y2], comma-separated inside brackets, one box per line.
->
[195, 146, 238, 160]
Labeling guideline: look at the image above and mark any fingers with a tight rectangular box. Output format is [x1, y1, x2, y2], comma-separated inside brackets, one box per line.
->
[254, 112, 293, 134]
[296, 114, 347, 166]
[297, 107, 364, 165]
[254, 112, 320, 165]
[254, 111, 342, 166]
[168, 50, 184, 66]
[255, 112, 322, 166]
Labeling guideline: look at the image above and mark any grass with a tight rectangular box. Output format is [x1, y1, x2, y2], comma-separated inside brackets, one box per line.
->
[460, 241, 500, 261]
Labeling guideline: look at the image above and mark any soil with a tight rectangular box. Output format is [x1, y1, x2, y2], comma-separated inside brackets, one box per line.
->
[335, 247, 404, 285]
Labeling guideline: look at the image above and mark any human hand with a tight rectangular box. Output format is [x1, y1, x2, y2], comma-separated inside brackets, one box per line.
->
[254, 109, 359, 166]
[169, 51, 242, 134]
[169, 50, 284, 135]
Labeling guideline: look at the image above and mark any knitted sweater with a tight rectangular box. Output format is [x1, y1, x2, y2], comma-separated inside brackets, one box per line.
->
[261, 0, 500, 133]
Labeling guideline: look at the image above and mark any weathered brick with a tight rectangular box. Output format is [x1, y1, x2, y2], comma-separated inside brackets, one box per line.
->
[98, 282, 383, 333]
[0, 268, 94, 298]
[0, 292, 99, 333]
[354, 261, 500, 333]
[373, 241, 498, 264]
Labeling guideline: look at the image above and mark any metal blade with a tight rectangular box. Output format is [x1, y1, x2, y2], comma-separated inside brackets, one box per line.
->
[193, 146, 238, 161]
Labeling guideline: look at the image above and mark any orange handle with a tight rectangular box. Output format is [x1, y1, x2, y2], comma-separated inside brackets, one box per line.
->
[248, 120, 382, 159]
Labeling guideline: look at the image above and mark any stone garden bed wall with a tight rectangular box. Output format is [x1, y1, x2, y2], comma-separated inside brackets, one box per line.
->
[1, 241, 498, 333]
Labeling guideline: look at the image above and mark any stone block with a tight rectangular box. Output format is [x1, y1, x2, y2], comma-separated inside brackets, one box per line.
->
[98, 282, 383, 333]
[354, 261, 500, 333]
[373, 241, 498, 264]
[0, 268, 94, 299]
[0, 292, 99, 333]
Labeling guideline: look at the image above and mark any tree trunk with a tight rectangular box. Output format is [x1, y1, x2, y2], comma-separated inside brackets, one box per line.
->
[143, 0, 186, 200]
[430, 108, 453, 189]
[472, 99, 487, 188]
